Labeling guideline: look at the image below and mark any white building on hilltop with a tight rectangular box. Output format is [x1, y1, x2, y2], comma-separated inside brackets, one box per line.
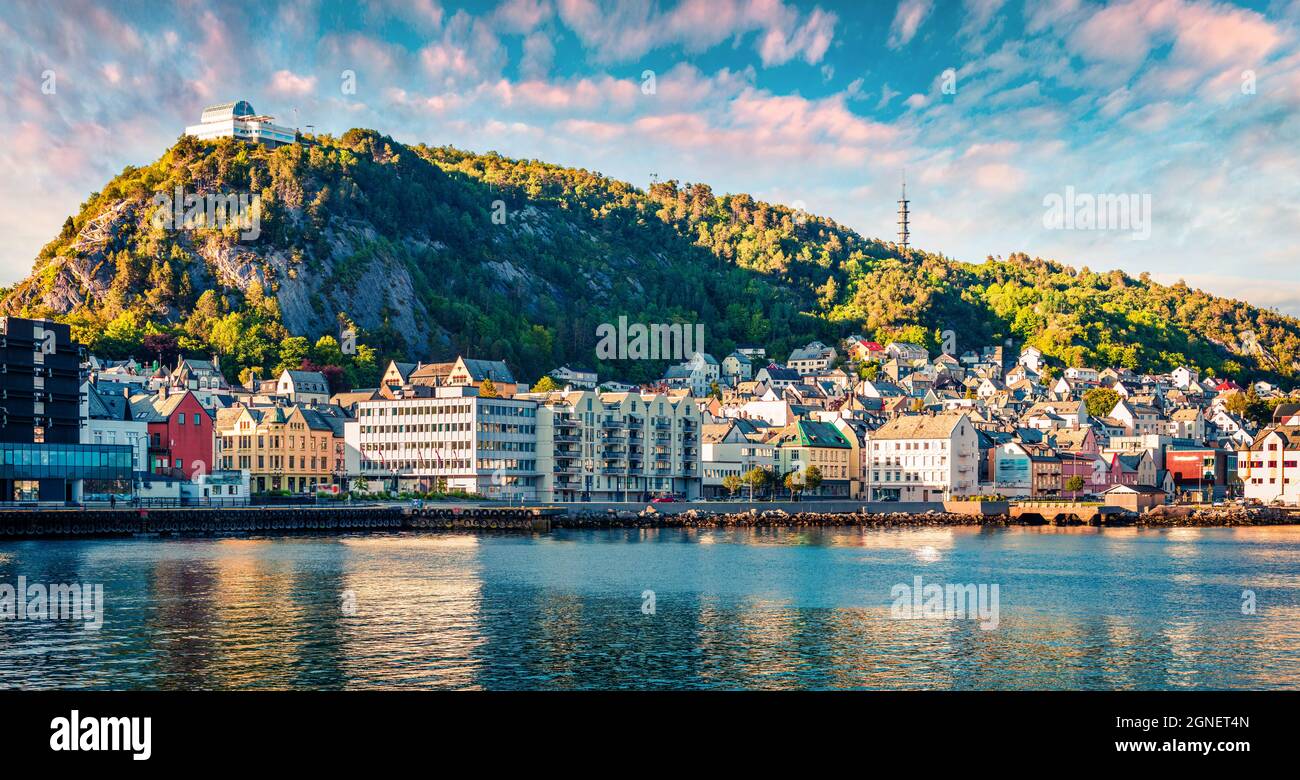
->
[185, 100, 297, 148]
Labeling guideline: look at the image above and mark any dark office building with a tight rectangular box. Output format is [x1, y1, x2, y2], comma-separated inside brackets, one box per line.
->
[0, 316, 132, 502]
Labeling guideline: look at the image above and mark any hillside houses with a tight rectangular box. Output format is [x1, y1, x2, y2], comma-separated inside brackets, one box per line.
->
[66, 325, 1297, 506]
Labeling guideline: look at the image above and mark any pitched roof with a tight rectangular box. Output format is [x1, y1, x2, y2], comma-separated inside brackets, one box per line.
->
[872, 413, 968, 439]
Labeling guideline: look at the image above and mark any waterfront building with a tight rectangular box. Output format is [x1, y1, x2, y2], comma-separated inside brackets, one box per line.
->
[700, 420, 776, 498]
[1165, 446, 1230, 501]
[81, 382, 148, 475]
[184, 100, 297, 147]
[1102, 484, 1170, 512]
[215, 404, 337, 493]
[867, 413, 979, 501]
[767, 419, 853, 498]
[129, 388, 214, 479]
[1029, 450, 1063, 497]
[526, 389, 701, 502]
[1238, 422, 1300, 505]
[346, 385, 540, 499]
[990, 440, 1033, 496]
[0, 317, 133, 502]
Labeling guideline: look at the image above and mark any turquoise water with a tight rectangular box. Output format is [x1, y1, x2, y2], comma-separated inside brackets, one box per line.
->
[1, 526, 1298, 690]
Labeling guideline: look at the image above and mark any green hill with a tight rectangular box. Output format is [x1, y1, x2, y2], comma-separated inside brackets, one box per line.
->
[3, 128, 1297, 390]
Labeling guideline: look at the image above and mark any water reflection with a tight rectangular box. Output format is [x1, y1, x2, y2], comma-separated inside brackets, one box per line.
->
[0, 527, 1297, 690]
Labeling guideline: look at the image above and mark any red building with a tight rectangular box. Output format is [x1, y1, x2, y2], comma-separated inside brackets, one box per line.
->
[131, 389, 213, 479]
[1165, 447, 1228, 499]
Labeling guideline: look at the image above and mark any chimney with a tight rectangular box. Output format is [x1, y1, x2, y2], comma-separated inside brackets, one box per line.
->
[212, 353, 220, 370]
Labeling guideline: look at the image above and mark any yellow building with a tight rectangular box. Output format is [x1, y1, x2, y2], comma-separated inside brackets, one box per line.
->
[216, 405, 337, 493]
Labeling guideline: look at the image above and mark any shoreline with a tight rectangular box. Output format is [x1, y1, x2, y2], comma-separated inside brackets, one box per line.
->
[551, 505, 1300, 529]
[0, 504, 1295, 539]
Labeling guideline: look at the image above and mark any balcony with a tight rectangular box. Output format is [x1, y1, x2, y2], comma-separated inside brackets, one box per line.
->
[601, 418, 625, 429]
[553, 433, 581, 443]
[554, 415, 579, 428]
[653, 420, 672, 430]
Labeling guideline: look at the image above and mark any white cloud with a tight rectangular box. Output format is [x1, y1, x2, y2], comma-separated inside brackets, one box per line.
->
[888, 0, 934, 49]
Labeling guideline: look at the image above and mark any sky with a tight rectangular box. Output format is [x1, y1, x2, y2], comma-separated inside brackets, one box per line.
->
[1, 0, 1298, 314]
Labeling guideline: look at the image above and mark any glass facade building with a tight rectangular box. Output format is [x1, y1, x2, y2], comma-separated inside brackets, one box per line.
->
[0, 443, 134, 482]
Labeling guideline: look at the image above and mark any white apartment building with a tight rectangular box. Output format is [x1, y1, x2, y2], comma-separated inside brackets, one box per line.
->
[345, 386, 540, 500]
[526, 390, 702, 501]
[1239, 425, 1300, 505]
[866, 413, 979, 502]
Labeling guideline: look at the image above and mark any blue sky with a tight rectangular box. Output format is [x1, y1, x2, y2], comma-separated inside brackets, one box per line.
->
[2, 0, 1298, 313]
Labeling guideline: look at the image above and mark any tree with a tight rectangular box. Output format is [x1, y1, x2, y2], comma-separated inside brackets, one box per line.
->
[311, 335, 345, 367]
[277, 336, 311, 374]
[742, 466, 770, 500]
[351, 477, 369, 494]
[531, 375, 559, 393]
[479, 378, 500, 398]
[142, 333, 179, 366]
[784, 470, 803, 499]
[803, 464, 823, 495]
[1065, 475, 1086, 499]
[721, 474, 743, 497]
[1083, 387, 1120, 419]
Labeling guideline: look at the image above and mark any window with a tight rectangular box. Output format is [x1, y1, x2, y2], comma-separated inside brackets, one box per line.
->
[194, 413, 201, 425]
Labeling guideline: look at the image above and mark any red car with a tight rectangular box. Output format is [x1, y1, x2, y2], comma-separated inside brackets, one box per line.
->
[651, 496, 680, 503]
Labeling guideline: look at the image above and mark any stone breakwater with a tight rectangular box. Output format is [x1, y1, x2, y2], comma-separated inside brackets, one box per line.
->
[552, 506, 1299, 529]
[0, 505, 1292, 539]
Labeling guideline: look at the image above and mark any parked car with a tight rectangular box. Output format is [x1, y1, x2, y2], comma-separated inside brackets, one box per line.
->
[651, 496, 680, 503]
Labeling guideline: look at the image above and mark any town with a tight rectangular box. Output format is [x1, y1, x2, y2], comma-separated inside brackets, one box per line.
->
[3, 313, 1295, 510]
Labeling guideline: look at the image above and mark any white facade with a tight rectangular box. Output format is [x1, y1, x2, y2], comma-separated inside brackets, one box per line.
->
[346, 386, 539, 500]
[185, 100, 296, 147]
[866, 414, 979, 502]
[1239, 427, 1300, 505]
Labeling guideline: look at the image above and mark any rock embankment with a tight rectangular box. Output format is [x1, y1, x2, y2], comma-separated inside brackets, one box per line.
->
[554, 507, 1011, 529]
[1138, 505, 1294, 527]
[552, 505, 1298, 529]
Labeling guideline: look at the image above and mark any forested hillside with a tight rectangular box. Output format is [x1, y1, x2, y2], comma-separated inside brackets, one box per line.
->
[3, 128, 1297, 390]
